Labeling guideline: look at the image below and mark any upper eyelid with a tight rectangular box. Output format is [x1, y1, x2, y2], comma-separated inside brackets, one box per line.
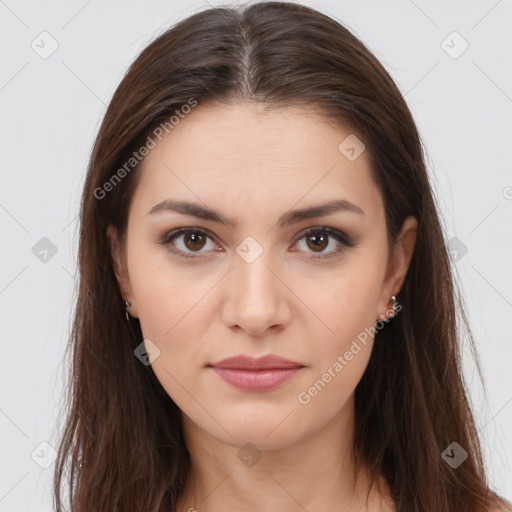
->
[163, 225, 344, 240]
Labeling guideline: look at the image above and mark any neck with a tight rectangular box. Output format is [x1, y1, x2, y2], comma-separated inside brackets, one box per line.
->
[175, 396, 394, 512]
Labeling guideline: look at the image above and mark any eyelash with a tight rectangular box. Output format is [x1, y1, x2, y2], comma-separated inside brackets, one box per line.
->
[159, 226, 355, 261]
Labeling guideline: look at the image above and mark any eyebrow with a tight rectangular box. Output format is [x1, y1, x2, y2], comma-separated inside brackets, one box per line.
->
[147, 198, 364, 228]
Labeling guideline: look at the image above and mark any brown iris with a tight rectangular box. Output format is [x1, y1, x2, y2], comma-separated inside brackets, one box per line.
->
[306, 231, 328, 252]
[184, 232, 207, 251]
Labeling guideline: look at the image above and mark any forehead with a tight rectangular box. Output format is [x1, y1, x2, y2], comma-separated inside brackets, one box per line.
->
[130, 102, 384, 228]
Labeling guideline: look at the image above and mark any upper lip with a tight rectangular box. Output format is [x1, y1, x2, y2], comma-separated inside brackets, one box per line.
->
[209, 354, 304, 370]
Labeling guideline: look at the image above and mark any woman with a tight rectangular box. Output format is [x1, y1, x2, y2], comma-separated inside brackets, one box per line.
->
[53, 2, 511, 511]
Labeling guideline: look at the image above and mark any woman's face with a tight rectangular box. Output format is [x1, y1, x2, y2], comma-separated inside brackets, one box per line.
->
[108, 102, 417, 450]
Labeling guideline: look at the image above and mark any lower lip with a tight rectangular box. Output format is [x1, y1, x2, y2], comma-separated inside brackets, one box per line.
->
[210, 366, 303, 391]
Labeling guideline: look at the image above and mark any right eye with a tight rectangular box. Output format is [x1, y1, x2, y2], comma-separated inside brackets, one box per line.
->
[159, 227, 220, 260]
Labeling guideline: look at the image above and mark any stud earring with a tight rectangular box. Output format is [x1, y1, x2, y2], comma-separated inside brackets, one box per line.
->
[389, 295, 398, 317]
[376, 295, 399, 323]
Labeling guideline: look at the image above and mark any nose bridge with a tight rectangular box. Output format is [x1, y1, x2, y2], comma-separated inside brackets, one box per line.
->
[223, 234, 290, 334]
[234, 235, 281, 302]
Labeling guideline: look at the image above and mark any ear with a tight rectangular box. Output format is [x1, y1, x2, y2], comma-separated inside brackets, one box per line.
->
[106, 224, 139, 318]
[376, 215, 418, 321]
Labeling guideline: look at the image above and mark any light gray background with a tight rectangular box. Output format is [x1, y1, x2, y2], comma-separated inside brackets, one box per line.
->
[0, 0, 511, 510]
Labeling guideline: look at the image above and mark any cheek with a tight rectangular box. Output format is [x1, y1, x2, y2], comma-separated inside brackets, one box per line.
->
[127, 236, 219, 339]
[297, 258, 384, 353]
[127, 248, 223, 403]
[290, 257, 383, 406]
[132, 270, 214, 415]
[132, 274, 217, 376]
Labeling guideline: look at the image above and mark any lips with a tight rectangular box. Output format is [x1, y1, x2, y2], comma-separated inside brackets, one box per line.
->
[208, 354, 304, 391]
[209, 354, 303, 370]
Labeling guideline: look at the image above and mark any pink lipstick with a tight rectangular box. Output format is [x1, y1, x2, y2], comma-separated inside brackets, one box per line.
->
[208, 354, 304, 392]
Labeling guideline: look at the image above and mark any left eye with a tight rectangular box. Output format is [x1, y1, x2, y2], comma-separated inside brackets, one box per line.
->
[293, 227, 353, 259]
[160, 227, 354, 260]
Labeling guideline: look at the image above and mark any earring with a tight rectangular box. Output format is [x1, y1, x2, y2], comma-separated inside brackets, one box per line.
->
[389, 295, 398, 317]
[125, 299, 132, 321]
[376, 295, 399, 323]
[124, 299, 140, 344]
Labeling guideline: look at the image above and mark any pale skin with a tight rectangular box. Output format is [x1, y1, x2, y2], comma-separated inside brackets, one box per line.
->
[108, 102, 419, 512]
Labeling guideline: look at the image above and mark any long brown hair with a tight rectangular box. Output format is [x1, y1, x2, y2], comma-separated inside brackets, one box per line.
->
[53, 2, 509, 511]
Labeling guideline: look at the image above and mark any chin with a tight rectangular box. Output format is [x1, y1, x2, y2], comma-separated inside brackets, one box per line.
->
[224, 428, 302, 453]
[198, 410, 312, 452]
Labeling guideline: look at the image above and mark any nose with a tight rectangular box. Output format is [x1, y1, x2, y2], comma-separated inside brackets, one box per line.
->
[220, 247, 291, 337]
